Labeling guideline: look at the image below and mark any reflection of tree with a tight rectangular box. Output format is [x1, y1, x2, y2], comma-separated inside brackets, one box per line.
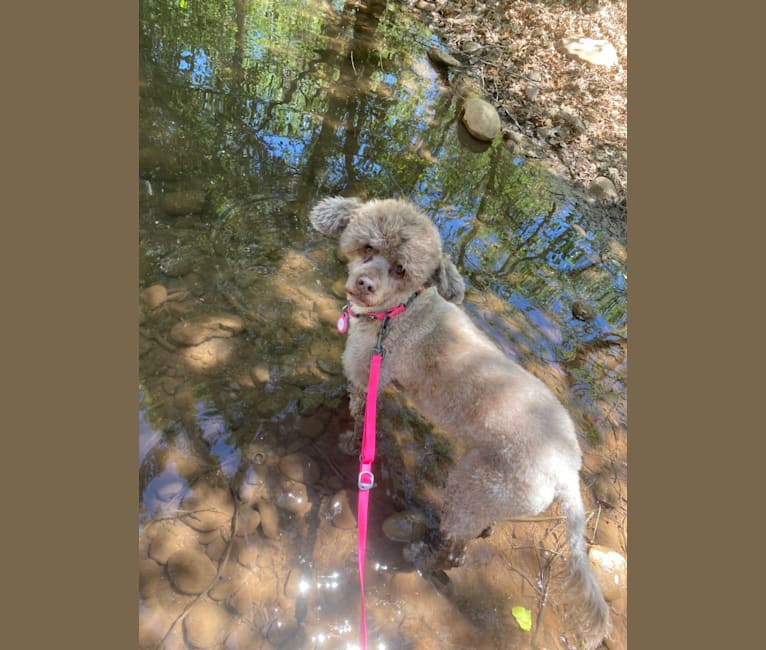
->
[139, 5, 627, 642]
[139, 0, 627, 467]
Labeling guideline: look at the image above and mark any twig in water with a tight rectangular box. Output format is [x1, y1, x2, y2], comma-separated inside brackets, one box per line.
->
[154, 489, 239, 649]
[589, 502, 602, 545]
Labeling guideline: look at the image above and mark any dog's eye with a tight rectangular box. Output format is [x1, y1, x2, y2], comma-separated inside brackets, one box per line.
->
[392, 264, 406, 278]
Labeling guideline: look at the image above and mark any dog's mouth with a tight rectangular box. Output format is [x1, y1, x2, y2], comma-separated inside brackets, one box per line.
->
[345, 288, 377, 309]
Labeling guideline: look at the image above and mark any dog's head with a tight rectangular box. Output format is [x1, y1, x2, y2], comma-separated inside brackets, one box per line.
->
[310, 196, 464, 309]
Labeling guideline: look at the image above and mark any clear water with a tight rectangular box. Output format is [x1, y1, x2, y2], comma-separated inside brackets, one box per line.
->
[139, 1, 626, 648]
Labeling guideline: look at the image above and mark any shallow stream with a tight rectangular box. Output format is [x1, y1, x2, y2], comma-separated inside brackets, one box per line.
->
[139, 1, 627, 648]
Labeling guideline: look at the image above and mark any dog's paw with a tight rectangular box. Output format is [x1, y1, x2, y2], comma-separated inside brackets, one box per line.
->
[404, 542, 456, 596]
[404, 540, 466, 571]
[403, 541, 429, 567]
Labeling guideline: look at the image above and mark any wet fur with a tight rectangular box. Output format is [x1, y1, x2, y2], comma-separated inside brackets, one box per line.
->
[310, 196, 611, 649]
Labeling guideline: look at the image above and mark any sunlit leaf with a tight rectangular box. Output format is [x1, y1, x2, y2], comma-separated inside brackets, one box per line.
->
[511, 606, 532, 632]
[178, 0, 187, 9]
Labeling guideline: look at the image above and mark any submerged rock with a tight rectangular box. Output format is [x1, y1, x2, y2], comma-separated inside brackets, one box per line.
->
[329, 489, 357, 530]
[279, 453, 321, 484]
[166, 548, 217, 594]
[588, 545, 627, 601]
[181, 484, 235, 532]
[141, 284, 167, 310]
[382, 510, 428, 543]
[238, 466, 269, 505]
[276, 479, 312, 516]
[257, 500, 280, 539]
[461, 97, 501, 142]
[183, 600, 229, 648]
[169, 314, 245, 346]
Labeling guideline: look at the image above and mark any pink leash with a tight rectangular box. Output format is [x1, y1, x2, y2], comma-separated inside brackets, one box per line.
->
[336, 291, 421, 650]
[357, 349, 381, 649]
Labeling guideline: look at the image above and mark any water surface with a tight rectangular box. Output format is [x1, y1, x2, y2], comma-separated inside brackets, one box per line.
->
[139, 1, 627, 648]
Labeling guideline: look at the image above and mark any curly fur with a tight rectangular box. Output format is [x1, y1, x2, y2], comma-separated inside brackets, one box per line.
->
[309, 196, 610, 649]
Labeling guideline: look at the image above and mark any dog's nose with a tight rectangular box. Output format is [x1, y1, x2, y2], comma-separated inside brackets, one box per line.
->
[356, 276, 376, 294]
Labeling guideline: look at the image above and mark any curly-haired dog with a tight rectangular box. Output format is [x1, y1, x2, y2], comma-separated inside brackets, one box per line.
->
[309, 196, 611, 649]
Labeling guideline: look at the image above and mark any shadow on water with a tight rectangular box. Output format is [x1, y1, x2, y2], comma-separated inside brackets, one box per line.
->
[139, 0, 627, 648]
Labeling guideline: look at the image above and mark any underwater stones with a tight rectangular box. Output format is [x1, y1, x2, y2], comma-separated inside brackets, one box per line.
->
[169, 314, 245, 346]
[227, 581, 261, 617]
[237, 466, 269, 505]
[237, 542, 260, 569]
[166, 548, 217, 595]
[183, 600, 228, 648]
[279, 453, 320, 484]
[382, 510, 428, 543]
[256, 500, 280, 539]
[572, 300, 597, 321]
[250, 364, 271, 384]
[389, 569, 430, 601]
[276, 479, 312, 517]
[203, 530, 230, 564]
[207, 572, 242, 602]
[588, 545, 627, 601]
[225, 620, 263, 649]
[235, 507, 262, 538]
[159, 189, 207, 216]
[181, 485, 235, 532]
[148, 530, 179, 565]
[557, 37, 618, 68]
[461, 97, 501, 142]
[284, 568, 309, 599]
[328, 489, 357, 530]
[266, 617, 299, 646]
[182, 337, 235, 369]
[147, 521, 198, 564]
[141, 284, 167, 310]
[138, 559, 162, 601]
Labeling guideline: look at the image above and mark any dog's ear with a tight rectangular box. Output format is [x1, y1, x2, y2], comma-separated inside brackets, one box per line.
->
[309, 196, 363, 235]
[430, 253, 465, 304]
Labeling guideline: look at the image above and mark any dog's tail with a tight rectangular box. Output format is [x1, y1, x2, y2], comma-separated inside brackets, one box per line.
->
[557, 472, 612, 649]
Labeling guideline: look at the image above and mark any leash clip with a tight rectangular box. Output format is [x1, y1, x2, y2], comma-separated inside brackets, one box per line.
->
[358, 470, 375, 490]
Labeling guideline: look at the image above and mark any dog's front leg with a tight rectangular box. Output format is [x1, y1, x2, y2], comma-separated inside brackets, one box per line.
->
[349, 383, 366, 425]
[337, 383, 366, 455]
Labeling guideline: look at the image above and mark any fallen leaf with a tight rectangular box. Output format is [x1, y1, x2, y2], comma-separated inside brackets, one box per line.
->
[512, 605, 532, 632]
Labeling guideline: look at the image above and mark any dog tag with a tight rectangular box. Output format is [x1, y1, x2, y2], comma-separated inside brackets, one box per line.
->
[337, 312, 349, 333]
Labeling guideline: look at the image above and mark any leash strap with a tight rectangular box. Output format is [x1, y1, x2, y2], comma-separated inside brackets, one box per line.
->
[336, 291, 421, 650]
[357, 348, 383, 650]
